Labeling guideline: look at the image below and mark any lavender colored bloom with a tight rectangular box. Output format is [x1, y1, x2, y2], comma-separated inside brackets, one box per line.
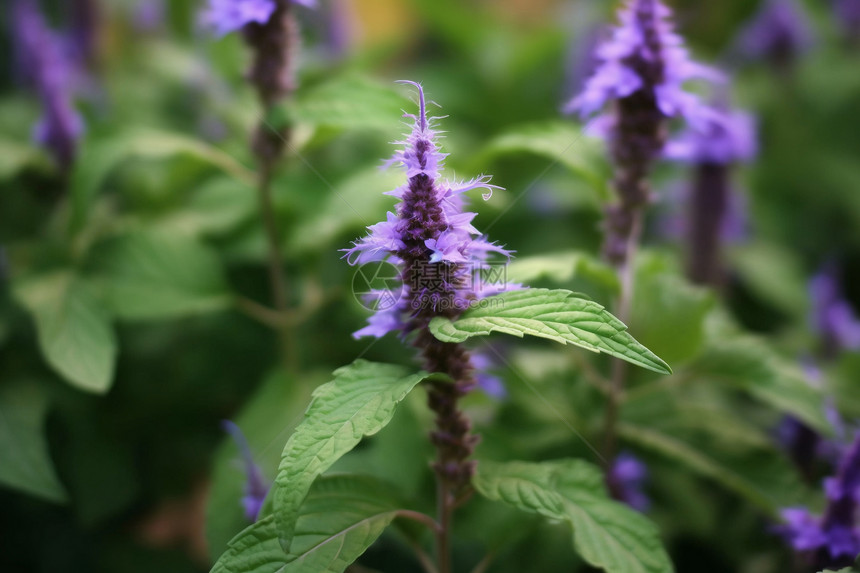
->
[834, 0, 860, 40]
[736, 0, 813, 69]
[13, 0, 85, 172]
[222, 420, 269, 522]
[565, 0, 721, 132]
[345, 82, 516, 340]
[133, 0, 166, 32]
[608, 452, 650, 512]
[202, 0, 315, 36]
[564, 0, 722, 268]
[471, 352, 507, 400]
[345, 83, 519, 496]
[664, 104, 756, 285]
[809, 265, 860, 357]
[779, 434, 860, 568]
[664, 107, 757, 166]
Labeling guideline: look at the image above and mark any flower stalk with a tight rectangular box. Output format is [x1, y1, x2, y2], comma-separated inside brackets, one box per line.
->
[345, 82, 514, 572]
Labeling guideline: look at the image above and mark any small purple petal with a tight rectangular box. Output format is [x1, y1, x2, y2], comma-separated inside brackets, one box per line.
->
[221, 420, 269, 522]
[202, 0, 277, 36]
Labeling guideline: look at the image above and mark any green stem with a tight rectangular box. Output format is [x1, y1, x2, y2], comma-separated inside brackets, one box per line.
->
[602, 209, 643, 463]
[256, 155, 297, 374]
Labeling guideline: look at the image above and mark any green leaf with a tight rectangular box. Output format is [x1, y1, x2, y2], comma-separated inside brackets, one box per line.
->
[693, 337, 829, 432]
[273, 360, 437, 546]
[428, 289, 671, 374]
[277, 74, 405, 133]
[70, 130, 256, 234]
[505, 251, 619, 291]
[213, 475, 402, 573]
[14, 273, 117, 394]
[0, 138, 50, 181]
[0, 382, 67, 503]
[476, 121, 611, 199]
[618, 423, 808, 514]
[211, 515, 285, 573]
[631, 256, 715, 365]
[473, 459, 673, 573]
[101, 232, 231, 321]
[288, 167, 403, 253]
[729, 242, 808, 316]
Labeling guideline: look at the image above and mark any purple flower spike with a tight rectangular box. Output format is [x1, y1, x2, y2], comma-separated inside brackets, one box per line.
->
[221, 420, 269, 522]
[565, 0, 721, 131]
[607, 452, 650, 512]
[736, 0, 813, 69]
[665, 107, 757, 166]
[13, 0, 85, 172]
[344, 82, 517, 340]
[809, 265, 860, 357]
[564, 0, 723, 269]
[778, 434, 860, 569]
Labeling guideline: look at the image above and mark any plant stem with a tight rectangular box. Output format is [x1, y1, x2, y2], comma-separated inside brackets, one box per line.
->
[256, 154, 297, 373]
[435, 478, 453, 573]
[602, 209, 643, 462]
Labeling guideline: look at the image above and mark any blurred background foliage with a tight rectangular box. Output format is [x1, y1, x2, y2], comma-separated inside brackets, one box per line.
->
[1, 0, 860, 572]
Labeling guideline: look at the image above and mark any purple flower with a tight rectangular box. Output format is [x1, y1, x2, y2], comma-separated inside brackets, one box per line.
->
[564, 0, 722, 268]
[608, 452, 650, 512]
[202, 0, 316, 36]
[735, 0, 813, 69]
[133, 0, 166, 32]
[664, 107, 757, 166]
[221, 420, 269, 522]
[809, 265, 860, 356]
[834, 0, 860, 40]
[13, 0, 85, 172]
[471, 352, 507, 400]
[564, 0, 721, 131]
[779, 434, 860, 568]
[344, 82, 517, 340]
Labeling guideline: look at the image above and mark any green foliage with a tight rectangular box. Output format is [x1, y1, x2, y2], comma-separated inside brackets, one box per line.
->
[505, 251, 619, 291]
[213, 475, 403, 573]
[429, 288, 671, 374]
[14, 273, 117, 393]
[476, 121, 611, 199]
[693, 336, 829, 432]
[0, 381, 67, 503]
[70, 130, 255, 234]
[277, 74, 406, 134]
[273, 360, 439, 546]
[474, 459, 674, 573]
[101, 231, 231, 321]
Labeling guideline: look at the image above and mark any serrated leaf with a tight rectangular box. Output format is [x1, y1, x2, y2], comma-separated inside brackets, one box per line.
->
[473, 459, 673, 573]
[277, 74, 405, 133]
[14, 273, 117, 393]
[618, 423, 809, 514]
[273, 360, 436, 547]
[213, 475, 402, 573]
[428, 289, 671, 374]
[102, 232, 231, 320]
[505, 251, 619, 291]
[694, 337, 829, 433]
[476, 121, 611, 199]
[70, 130, 255, 234]
[0, 382, 67, 503]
